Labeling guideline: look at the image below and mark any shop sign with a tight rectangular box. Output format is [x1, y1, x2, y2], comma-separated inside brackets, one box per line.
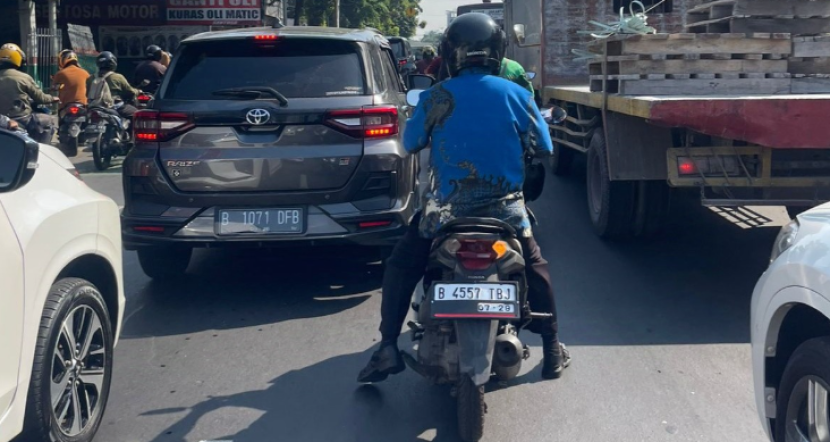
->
[166, 0, 262, 26]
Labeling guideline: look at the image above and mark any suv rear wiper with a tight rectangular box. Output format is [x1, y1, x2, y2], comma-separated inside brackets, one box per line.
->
[211, 87, 289, 106]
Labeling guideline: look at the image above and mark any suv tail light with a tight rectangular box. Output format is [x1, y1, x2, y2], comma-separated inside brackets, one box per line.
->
[444, 239, 510, 270]
[325, 106, 398, 139]
[134, 110, 193, 143]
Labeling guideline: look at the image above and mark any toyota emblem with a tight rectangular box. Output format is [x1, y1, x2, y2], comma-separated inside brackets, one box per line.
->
[246, 108, 271, 125]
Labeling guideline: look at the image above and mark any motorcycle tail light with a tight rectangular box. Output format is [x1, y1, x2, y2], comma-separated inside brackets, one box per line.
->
[455, 239, 498, 270]
[90, 111, 102, 123]
[68, 106, 80, 115]
[137, 94, 151, 103]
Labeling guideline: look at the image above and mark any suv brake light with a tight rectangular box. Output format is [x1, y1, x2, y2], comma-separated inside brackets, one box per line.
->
[134, 110, 193, 143]
[325, 106, 398, 139]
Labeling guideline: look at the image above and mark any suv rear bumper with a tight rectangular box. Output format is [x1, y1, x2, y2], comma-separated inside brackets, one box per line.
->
[121, 199, 415, 250]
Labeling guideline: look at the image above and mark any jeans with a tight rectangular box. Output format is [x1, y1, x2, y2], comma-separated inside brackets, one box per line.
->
[379, 211, 559, 341]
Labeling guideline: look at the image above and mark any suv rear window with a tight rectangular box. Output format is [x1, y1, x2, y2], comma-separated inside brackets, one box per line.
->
[390, 41, 406, 59]
[163, 39, 366, 100]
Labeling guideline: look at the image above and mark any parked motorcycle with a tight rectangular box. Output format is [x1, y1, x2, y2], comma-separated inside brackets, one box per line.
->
[85, 100, 132, 170]
[402, 218, 552, 442]
[57, 101, 87, 157]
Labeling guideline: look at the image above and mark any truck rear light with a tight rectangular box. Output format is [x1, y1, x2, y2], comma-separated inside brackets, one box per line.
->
[134, 110, 193, 143]
[325, 106, 399, 139]
[677, 156, 741, 176]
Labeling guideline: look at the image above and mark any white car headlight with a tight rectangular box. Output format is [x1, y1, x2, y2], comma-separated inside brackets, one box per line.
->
[770, 219, 800, 264]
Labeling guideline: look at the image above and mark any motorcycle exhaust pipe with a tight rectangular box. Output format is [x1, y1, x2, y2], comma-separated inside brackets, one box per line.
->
[492, 333, 524, 382]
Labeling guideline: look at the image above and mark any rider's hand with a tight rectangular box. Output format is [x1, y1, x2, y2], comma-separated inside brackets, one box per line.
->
[8, 120, 18, 130]
[52, 97, 60, 103]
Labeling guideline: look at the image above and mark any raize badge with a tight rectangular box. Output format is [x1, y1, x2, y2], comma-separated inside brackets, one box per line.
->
[166, 160, 201, 167]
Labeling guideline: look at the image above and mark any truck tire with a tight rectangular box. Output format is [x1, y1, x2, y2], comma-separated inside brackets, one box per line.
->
[633, 180, 670, 239]
[586, 132, 636, 239]
[549, 144, 575, 176]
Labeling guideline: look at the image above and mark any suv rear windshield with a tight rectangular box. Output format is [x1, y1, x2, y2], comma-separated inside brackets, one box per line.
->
[390, 40, 406, 59]
[163, 39, 366, 100]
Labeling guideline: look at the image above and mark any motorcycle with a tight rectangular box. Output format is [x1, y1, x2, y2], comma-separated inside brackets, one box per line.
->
[85, 100, 132, 170]
[402, 217, 554, 442]
[136, 91, 154, 109]
[57, 102, 88, 157]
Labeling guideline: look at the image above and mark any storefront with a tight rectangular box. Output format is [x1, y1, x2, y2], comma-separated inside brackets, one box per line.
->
[25, 0, 274, 79]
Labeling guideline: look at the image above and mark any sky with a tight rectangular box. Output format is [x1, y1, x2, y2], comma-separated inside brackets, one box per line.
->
[415, 0, 474, 38]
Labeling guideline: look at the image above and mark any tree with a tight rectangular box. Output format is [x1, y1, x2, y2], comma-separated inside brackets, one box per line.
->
[291, 0, 423, 37]
[420, 29, 443, 44]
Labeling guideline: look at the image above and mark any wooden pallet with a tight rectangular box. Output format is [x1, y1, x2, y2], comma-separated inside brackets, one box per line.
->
[685, 0, 830, 34]
[589, 74, 792, 95]
[588, 56, 787, 76]
[587, 33, 792, 57]
[789, 36, 830, 76]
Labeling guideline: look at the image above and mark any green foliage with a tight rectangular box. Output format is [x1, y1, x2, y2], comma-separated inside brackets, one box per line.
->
[292, 0, 423, 37]
[419, 29, 443, 44]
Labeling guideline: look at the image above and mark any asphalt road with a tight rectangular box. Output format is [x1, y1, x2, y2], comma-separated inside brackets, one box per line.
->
[79, 151, 782, 442]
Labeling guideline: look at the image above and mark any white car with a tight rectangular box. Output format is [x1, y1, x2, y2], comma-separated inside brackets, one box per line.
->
[752, 202, 830, 442]
[0, 129, 124, 442]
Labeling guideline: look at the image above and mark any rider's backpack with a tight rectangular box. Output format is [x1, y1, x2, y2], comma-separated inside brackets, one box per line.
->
[87, 71, 114, 108]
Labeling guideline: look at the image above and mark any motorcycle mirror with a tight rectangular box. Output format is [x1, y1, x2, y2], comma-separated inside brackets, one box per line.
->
[139, 79, 151, 87]
[526, 72, 536, 80]
[406, 89, 424, 107]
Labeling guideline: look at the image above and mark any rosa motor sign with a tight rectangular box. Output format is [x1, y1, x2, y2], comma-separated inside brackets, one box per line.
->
[166, 0, 262, 26]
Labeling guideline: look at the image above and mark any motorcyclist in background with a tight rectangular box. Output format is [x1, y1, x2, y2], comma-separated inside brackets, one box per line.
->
[358, 12, 570, 384]
[52, 50, 90, 117]
[88, 51, 141, 119]
[160, 51, 172, 69]
[133, 45, 167, 94]
[0, 43, 58, 144]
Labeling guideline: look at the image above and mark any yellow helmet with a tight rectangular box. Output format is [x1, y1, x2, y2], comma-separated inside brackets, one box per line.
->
[59, 49, 79, 69]
[0, 43, 25, 68]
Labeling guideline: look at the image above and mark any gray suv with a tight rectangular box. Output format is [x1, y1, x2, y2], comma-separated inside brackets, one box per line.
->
[123, 25, 427, 279]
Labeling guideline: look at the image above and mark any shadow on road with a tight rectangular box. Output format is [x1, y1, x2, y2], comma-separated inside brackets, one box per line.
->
[143, 346, 464, 442]
[121, 246, 382, 338]
[536, 156, 781, 347]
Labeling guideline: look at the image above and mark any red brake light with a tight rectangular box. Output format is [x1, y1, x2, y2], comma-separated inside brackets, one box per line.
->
[325, 106, 399, 139]
[68, 106, 80, 115]
[398, 59, 407, 66]
[134, 110, 193, 143]
[133, 226, 165, 233]
[254, 35, 278, 40]
[455, 239, 498, 270]
[137, 94, 151, 102]
[678, 157, 698, 175]
[358, 220, 393, 229]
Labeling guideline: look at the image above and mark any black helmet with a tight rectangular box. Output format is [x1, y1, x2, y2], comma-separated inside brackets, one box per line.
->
[443, 12, 505, 77]
[145, 44, 163, 61]
[96, 51, 117, 71]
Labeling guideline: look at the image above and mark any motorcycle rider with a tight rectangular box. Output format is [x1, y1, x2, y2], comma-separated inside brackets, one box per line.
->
[0, 43, 58, 144]
[88, 51, 141, 119]
[358, 12, 570, 384]
[133, 45, 166, 93]
[416, 47, 435, 75]
[500, 57, 534, 95]
[52, 49, 90, 117]
[160, 51, 172, 68]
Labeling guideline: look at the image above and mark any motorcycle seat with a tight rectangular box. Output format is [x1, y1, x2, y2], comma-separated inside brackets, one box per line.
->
[436, 217, 518, 237]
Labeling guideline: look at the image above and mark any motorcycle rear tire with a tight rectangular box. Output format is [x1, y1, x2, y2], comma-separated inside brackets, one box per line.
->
[58, 134, 79, 158]
[92, 135, 112, 171]
[457, 375, 486, 442]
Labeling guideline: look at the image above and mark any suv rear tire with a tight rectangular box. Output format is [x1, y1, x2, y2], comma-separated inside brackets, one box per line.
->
[137, 247, 192, 279]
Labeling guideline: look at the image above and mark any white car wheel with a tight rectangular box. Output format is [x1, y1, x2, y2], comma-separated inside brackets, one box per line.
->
[21, 278, 114, 442]
[776, 336, 830, 442]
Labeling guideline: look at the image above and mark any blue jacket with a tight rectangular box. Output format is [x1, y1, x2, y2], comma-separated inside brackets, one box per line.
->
[403, 68, 553, 238]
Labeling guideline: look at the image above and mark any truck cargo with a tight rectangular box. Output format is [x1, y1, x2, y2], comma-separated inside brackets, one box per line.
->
[504, 0, 830, 239]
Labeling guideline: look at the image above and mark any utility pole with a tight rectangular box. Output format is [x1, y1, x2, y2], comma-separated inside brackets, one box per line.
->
[335, 0, 340, 27]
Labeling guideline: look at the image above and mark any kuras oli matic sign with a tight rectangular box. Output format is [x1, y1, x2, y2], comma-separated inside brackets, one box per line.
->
[166, 0, 262, 26]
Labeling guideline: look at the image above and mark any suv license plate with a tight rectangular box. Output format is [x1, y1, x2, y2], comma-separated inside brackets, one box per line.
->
[216, 208, 303, 235]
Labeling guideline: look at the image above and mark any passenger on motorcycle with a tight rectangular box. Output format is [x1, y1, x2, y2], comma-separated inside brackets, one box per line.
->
[87, 52, 141, 119]
[0, 43, 58, 144]
[358, 12, 571, 384]
[52, 50, 90, 117]
[133, 45, 167, 94]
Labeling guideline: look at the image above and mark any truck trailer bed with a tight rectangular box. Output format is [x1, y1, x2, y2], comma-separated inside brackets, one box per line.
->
[546, 85, 830, 149]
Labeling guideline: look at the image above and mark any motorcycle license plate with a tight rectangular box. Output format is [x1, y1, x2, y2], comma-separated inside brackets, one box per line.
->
[430, 283, 520, 319]
[85, 125, 104, 133]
